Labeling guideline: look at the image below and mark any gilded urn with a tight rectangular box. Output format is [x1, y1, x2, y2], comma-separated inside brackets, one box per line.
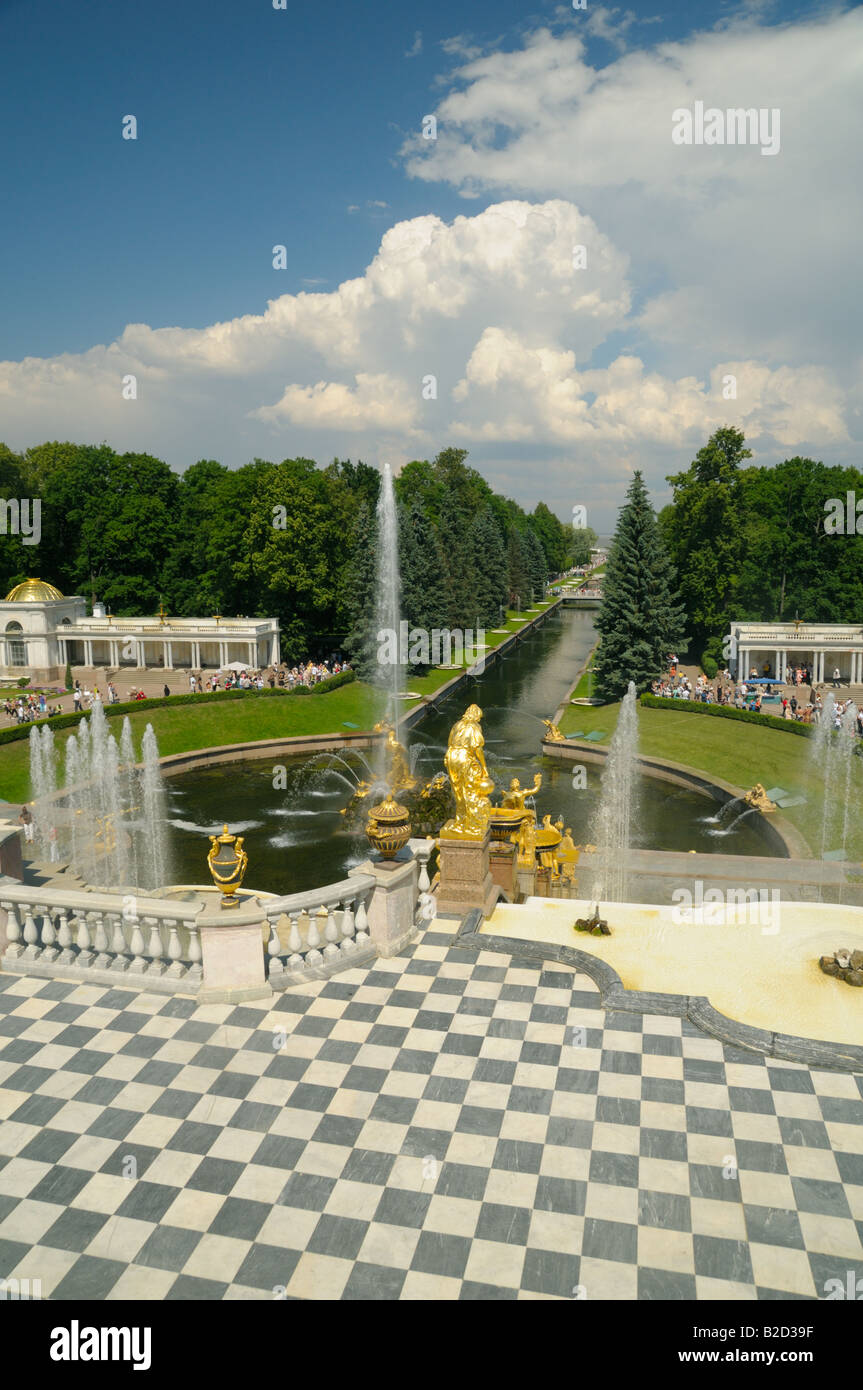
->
[366, 794, 412, 860]
[207, 824, 249, 908]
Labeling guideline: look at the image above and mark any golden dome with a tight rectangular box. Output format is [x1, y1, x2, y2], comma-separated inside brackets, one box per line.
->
[4, 578, 65, 602]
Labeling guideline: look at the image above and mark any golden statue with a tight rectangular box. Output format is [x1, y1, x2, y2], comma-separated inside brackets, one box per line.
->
[441, 704, 495, 839]
[744, 783, 777, 812]
[542, 718, 566, 742]
[515, 814, 538, 866]
[373, 720, 417, 793]
[554, 827, 579, 883]
[501, 773, 542, 811]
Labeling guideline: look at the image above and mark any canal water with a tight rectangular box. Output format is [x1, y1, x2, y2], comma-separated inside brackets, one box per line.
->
[164, 606, 773, 895]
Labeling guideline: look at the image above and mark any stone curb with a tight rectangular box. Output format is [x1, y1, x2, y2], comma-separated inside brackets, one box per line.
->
[454, 910, 863, 1073]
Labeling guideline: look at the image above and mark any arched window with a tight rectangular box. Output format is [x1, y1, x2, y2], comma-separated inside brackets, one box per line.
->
[5, 621, 26, 667]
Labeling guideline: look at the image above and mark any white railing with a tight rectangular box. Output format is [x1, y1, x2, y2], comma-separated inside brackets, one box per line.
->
[1, 841, 436, 994]
[263, 876, 375, 986]
[0, 885, 202, 993]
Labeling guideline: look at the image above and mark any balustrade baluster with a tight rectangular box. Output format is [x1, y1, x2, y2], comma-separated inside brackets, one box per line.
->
[321, 905, 339, 961]
[56, 909, 75, 965]
[108, 914, 128, 971]
[144, 917, 165, 976]
[40, 906, 58, 963]
[267, 919, 284, 980]
[2, 902, 22, 958]
[128, 916, 146, 973]
[22, 906, 39, 961]
[75, 913, 94, 969]
[92, 912, 111, 969]
[186, 923, 202, 985]
[355, 893, 370, 945]
[166, 922, 185, 978]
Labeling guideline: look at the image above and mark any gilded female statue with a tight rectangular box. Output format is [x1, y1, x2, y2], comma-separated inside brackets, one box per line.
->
[441, 704, 495, 838]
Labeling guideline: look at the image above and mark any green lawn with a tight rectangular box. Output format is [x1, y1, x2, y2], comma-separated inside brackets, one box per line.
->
[0, 683, 387, 805]
[558, 700, 863, 858]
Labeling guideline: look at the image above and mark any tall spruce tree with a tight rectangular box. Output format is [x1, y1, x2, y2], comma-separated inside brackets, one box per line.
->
[438, 495, 477, 628]
[470, 506, 508, 627]
[342, 501, 378, 678]
[524, 527, 547, 600]
[399, 498, 453, 670]
[507, 528, 530, 609]
[594, 471, 686, 702]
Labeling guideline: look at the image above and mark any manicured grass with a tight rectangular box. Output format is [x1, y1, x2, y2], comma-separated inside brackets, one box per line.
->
[0, 682, 387, 805]
[557, 700, 863, 859]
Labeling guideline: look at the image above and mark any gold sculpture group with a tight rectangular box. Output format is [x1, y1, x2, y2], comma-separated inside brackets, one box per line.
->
[440, 704, 579, 882]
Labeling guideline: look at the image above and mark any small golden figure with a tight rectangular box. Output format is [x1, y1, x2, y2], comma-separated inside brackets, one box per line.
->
[373, 720, 417, 793]
[542, 718, 566, 742]
[500, 773, 542, 811]
[744, 783, 777, 812]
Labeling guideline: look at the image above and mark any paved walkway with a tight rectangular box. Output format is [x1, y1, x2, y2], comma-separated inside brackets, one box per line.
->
[1, 919, 861, 1301]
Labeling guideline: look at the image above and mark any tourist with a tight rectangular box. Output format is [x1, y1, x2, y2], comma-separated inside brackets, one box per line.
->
[832, 666, 842, 688]
[189, 672, 196, 691]
[73, 687, 82, 712]
[163, 683, 171, 697]
[18, 804, 34, 844]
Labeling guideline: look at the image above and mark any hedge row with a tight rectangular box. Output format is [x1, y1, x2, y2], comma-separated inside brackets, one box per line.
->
[0, 669, 357, 747]
[639, 693, 814, 737]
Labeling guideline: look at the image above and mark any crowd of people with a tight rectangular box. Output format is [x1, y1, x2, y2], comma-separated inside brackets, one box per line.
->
[652, 661, 862, 731]
[3, 659, 351, 727]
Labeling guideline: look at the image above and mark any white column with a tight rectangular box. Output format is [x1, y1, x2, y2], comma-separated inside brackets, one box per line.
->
[84, 639, 93, 668]
[271, 633, 279, 665]
[137, 641, 146, 668]
[219, 641, 227, 669]
[780, 649, 787, 682]
[164, 641, 173, 670]
[191, 641, 200, 669]
[248, 641, 255, 668]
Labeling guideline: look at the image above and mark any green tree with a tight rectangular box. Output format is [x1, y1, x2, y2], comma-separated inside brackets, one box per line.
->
[342, 501, 378, 678]
[594, 471, 686, 702]
[470, 507, 508, 627]
[399, 498, 453, 670]
[507, 528, 530, 609]
[664, 426, 751, 655]
[523, 526, 547, 600]
[570, 523, 598, 568]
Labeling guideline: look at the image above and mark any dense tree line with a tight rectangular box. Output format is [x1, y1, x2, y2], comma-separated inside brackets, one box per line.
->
[0, 441, 576, 664]
[658, 427, 863, 666]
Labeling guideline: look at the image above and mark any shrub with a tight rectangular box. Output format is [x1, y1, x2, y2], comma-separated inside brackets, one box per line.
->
[701, 654, 718, 680]
[64, 661, 73, 691]
[639, 693, 813, 737]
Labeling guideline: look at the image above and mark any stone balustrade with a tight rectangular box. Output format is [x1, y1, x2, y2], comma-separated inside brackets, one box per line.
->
[0, 885, 202, 994]
[0, 839, 438, 1001]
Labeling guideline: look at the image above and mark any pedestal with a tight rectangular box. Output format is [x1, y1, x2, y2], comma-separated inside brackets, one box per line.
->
[489, 842, 518, 902]
[350, 854, 418, 958]
[435, 827, 499, 918]
[198, 913, 271, 1003]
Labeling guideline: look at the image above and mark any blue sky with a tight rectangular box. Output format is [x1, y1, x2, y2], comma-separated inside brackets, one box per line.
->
[0, 0, 859, 525]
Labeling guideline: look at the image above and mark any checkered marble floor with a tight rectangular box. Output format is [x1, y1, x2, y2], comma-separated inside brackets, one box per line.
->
[0, 919, 861, 1301]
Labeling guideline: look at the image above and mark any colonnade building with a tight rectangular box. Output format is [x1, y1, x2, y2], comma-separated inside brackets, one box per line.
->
[729, 621, 863, 685]
[0, 579, 280, 683]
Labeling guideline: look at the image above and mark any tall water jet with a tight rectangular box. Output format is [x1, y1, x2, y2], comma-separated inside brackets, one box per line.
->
[119, 717, 141, 887]
[140, 724, 171, 890]
[590, 681, 639, 903]
[374, 462, 403, 735]
[811, 695, 858, 879]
